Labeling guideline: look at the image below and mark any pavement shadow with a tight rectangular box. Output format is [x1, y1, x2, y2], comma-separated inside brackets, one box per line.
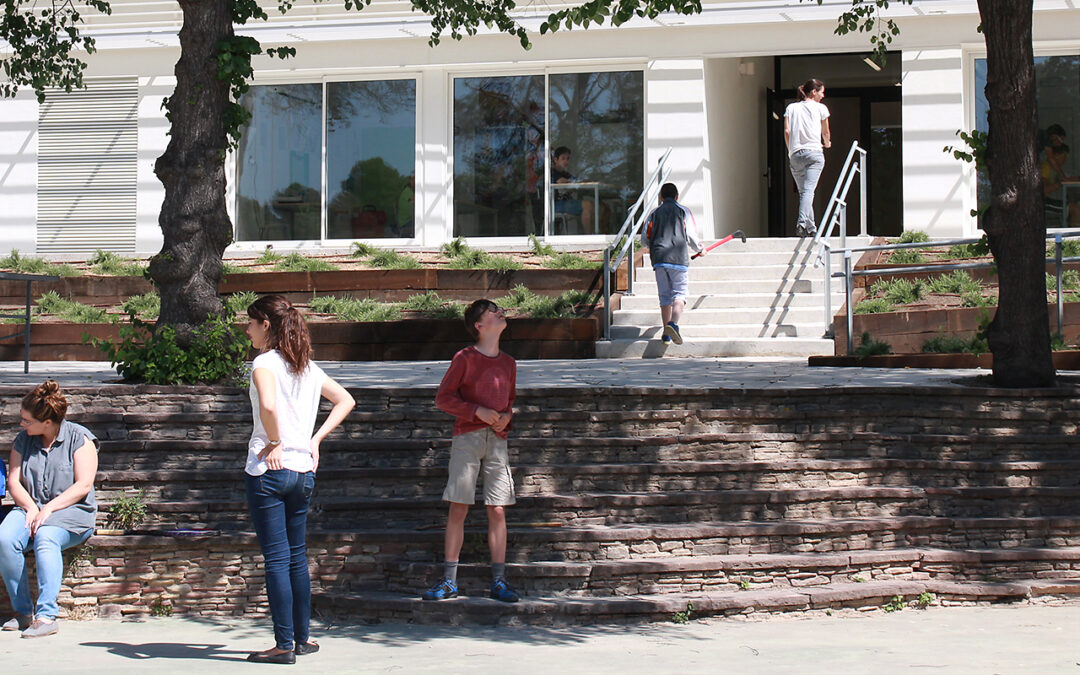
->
[80, 641, 249, 662]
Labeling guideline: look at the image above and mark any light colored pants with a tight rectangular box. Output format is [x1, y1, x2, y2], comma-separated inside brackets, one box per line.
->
[789, 149, 825, 233]
[0, 509, 92, 620]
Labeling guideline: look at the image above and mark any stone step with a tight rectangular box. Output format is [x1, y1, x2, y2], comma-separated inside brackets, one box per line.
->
[383, 547, 1080, 598]
[311, 578, 1080, 625]
[618, 292, 845, 311]
[612, 307, 826, 326]
[595, 337, 834, 358]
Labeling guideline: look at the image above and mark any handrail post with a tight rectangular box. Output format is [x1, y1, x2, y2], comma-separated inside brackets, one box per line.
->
[626, 239, 635, 297]
[844, 249, 854, 355]
[23, 280, 31, 374]
[840, 202, 847, 251]
[602, 247, 611, 340]
[859, 150, 867, 237]
[1056, 232, 1064, 335]
[824, 249, 833, 338]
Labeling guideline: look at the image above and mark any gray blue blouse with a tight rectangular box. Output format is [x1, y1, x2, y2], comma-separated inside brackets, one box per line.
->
[13, 420, 98, 534]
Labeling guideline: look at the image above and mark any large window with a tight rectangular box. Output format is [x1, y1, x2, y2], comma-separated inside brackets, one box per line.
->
[975, 55, 1080, 226]
[235, 79, 417, 242]
[453, 70, 644, 238]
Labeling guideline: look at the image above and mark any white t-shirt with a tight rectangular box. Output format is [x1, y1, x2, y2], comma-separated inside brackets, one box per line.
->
[246, 349, 328, 476]
[785, 100, 830, 155]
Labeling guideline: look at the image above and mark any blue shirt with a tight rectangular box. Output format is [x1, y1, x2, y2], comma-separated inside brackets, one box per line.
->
[13, 420, 98, 534]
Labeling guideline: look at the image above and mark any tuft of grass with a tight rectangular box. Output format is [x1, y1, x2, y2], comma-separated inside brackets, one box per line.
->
[350, 241, 376, 258]
[221, 261, 248, 275]
[946, 235, 990, 259]
[446, 248, 489, 269]
[894, 231, 930, 244]
[870, 278, 926, 305]
[255, 247, 284, 265]
[495, 284, 591, 319]
[1051, 332, 1070, 351]
[0, 250, 80, 277]
[440, 237, 471, 259]
[854, 298, 894, 314]
[928, 270, 982, 295]
[120, 292, 160, 320]
[1046, 269, 1080, 292]
[309, 295, 401, 322]
[400, 291, 465, 319]
[883, 594, 906, 613]
[483, 254, 523, 272]
[529, 234, 557, 257]
[854, 331, 891, 358]
[224, 291, 259, 315]
[922, 334, 971, 354]
[36, 291, 109, 323]
[1046, 239, 1080, 259]
[368, 249, 422, 269]
[88, 250, 144, 276]
[888, 248, 927, 264]
[546, 252, 600, 269]
[961, 290, 996, 308]
[274, 253, 339, 272]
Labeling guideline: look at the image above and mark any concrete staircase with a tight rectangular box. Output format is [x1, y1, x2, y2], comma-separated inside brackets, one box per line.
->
[597, 236, 869, 358]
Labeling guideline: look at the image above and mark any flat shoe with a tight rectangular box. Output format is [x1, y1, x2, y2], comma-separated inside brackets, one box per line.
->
[295, 641, 320, 656]
[246, 650, 296, 664]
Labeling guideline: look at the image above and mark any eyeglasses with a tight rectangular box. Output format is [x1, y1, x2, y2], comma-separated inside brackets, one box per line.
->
[486, 305, 505, 316]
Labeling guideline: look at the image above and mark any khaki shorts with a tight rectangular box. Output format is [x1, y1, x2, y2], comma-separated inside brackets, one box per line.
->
[442, 427, 516, 506]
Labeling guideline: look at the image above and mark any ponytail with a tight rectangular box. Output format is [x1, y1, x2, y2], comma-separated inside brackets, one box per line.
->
[247, 295, 313, 375]
[797, 78, 825, 102]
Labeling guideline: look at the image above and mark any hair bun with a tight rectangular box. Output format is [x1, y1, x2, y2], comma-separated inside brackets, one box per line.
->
[41, 380, 59, 395]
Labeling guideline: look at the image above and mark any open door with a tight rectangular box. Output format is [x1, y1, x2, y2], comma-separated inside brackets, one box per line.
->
[766, 88, 788, 237]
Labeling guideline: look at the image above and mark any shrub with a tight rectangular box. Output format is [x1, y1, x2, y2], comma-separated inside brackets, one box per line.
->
[274, 253, 338, 272]
[1046, 239, 1080, 259]
[224, 291, 259, 315]
[121, 292, 160, 320]
[86, 314, 250, 385]
[368, 249, 421, 269]
[88, 250, 144, 276]
[853, 298, 894, 314]
[961, 290, 996, 308]
[400, 291, 465, 319]
[494, 284, 589, 319]
[309, 295, 401, 322]
[221, 261, 248, 275]
[946, 235, 990, 259]
[870, 278, 926, 305]
[1051, 332, 1069, 351]
[546, 252, 600, 269]
[928, 270, 982, 295]
[350, 241, 376, 258]
[894, 231, 930, 244]
[888, 249, 926, 264]
[854, 332, 891, 358]
[36, 291, 109, 323]
[528, 234, 557, 257]
[1046, 269, 1080, 292]
[255, 247, 283, 265]
[484, 254, 524, 272]
[106, 489, 147, 530]
[440, 237, 471, 259]
[0, 250, 79, 277]
[446, 248, 489, 268]
[922, 334, 971, 353]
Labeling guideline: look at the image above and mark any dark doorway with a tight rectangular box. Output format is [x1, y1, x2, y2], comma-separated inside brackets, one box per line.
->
[767, 53, 903, 237]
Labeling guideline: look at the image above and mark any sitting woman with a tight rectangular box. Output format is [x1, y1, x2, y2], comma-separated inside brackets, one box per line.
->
[0, 381, 98, 639]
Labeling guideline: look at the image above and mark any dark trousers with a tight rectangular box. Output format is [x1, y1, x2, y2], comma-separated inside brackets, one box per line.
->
[245, 469, 315, 650]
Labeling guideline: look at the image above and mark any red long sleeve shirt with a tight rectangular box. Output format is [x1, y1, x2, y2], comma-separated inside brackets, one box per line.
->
[435, 346, 517, 438]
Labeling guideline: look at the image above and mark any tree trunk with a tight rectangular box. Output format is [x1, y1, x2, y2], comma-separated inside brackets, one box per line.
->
[150, 1, 233, 342]
[977, 0, 1055, 387]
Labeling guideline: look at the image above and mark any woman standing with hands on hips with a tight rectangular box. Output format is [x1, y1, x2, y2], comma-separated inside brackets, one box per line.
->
[784, 78, 832, 237]
[243, 295, 354, 664]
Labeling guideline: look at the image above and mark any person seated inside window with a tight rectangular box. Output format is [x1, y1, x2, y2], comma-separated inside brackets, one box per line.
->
[1041, 124, 1080, 227]
[550, 146, 595, 234]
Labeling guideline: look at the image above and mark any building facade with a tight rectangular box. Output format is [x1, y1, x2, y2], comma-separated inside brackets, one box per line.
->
[1, 0, 1079, 256]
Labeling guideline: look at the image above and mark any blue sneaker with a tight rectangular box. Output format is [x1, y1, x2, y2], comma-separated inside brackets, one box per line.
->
[663, 322, 683, 345]
[490, 577, 520, 603]
[422, 577, 458, 601]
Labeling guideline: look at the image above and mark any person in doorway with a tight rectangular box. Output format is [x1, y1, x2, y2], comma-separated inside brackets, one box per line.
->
[243, 295, 355, 664]
[641, 182, 703, 346]
[424, 299, 520, 604]
[784, 78, 832, 236]
[0, 380, 98, 639]
[1041, 124, 1080, 226]
[551, 146, 595, 234]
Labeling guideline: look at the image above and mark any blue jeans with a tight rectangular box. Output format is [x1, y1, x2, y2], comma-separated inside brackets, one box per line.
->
[0, 509, 92, 620]
[789, 149, 825, 233]
[245, 469, 315, 651]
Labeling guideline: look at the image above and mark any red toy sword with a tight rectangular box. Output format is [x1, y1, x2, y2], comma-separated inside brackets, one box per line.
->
[691, 229, 746, 259]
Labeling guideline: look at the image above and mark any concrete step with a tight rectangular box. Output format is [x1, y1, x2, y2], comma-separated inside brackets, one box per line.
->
[606, 325, 827, 340]
[595, 337, 833, 357]
[625, 278, 826, 294]
[311, 578, 1080, 624]
[632, 264, 827, 282]
[617, 292, 845, 311]
[611, 307, 826, 326]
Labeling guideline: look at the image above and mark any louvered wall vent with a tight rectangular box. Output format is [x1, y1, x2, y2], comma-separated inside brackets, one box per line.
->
[37, 77, 138, 256]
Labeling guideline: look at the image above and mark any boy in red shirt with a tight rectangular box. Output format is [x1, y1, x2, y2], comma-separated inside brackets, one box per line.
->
[424, 299, 519, 602]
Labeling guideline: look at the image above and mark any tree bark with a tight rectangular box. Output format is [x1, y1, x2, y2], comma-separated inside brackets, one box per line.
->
[977, 0, 1055, 387]
[150, 1, 233, 342]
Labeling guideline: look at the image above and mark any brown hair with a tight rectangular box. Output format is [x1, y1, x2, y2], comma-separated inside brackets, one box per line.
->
[22, 380, 67, 424]
[464, 298, 498, 339]
[796, 78, 825, 101]
[247, 294, 312, 375]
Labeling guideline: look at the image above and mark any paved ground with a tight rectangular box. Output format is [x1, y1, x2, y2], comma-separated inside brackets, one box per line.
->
[0, 604, 1076, 673]
[0, 358, 1011, 390]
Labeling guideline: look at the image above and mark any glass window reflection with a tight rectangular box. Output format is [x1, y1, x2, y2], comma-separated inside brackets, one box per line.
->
[326, 80, 417, 239]
[235, 84, 322, 242]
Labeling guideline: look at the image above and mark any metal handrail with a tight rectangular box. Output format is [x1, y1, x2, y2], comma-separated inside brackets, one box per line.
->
[812, 141, 867, 266]
[823, 230, 1080, 354]
[0, 272, 61, 373]
[601, 147, 673, 340]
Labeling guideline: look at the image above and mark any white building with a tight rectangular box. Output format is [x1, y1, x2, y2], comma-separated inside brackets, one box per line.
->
[2, 0, 1079, 256]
